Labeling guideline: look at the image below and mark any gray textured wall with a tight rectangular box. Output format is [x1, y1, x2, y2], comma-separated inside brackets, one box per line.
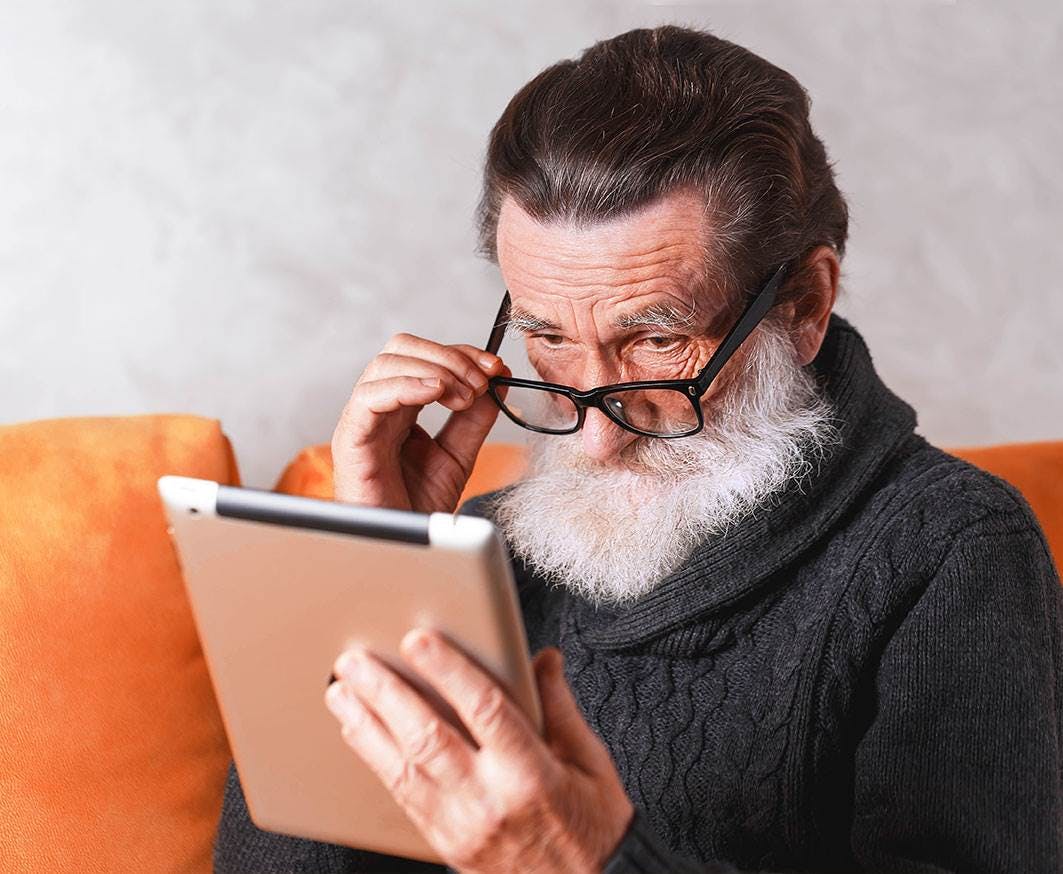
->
[2, 1, 1060, 488]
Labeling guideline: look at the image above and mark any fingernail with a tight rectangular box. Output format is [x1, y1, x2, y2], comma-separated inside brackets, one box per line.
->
[466, 369, 487, 391]
[479, 354, 497, 370]
[335, 647, 365, 680]
[420, 378, 442, 389]
[406, 629, 435, 659]
[456, 382, 473, 400]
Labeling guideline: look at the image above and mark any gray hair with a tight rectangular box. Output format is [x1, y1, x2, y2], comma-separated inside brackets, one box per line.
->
[475, 25, 849, 324]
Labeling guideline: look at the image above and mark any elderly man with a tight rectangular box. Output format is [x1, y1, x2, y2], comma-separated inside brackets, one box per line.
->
[214, 24, 1063, 874]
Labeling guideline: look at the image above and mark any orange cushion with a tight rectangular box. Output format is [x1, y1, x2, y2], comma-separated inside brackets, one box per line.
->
[279, 440, 1062, 579]
[273, 442, 528, 507]
[0, 415, 240, 873]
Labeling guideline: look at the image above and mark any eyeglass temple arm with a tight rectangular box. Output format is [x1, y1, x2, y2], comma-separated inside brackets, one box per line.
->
[693, 262, 789, 393]
[484, 291, 511, 354]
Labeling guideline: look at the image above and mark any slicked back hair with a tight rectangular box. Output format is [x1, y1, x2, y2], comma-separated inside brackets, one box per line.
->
[476, 25, 849, 326]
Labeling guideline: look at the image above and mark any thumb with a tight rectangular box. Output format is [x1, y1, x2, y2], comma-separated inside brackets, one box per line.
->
[433, 389, 501, 476]
[534, 648, 614, 775]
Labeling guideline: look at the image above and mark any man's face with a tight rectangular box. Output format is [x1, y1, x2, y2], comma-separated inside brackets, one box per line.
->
[495, 190, 737, 464]
[491, 191, 842, 605]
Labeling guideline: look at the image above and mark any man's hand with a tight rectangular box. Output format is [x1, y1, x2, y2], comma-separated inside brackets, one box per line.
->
[324, 631, 635, 874]
[331, 334, 507, 512]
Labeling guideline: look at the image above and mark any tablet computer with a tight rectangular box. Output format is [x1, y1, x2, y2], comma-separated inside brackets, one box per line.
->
[157, 475, 541, 864]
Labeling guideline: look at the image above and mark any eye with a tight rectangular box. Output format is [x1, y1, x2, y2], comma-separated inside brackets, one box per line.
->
[641, 335, 682, 351]
[533, 334, 566, 347]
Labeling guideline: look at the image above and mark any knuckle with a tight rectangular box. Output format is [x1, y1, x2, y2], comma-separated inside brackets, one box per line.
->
[370, 669, 398, 701]
[366, 351, 397, 373]
[511, 770, 549, 811]
[445, 348, 472, 370]
[342, 382, 371, 411]
[331, 419, 361, 456]
[383, 759, 420, 798]
[469, 685, 508, 733]
[405, 717, 447, 766]
[379, 335, 406, 356]
[335, 396, 372, 439]
[420, 362, 451, 382]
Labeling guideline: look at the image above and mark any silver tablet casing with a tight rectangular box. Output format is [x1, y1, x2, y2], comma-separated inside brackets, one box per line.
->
[157, 475, 542, 863]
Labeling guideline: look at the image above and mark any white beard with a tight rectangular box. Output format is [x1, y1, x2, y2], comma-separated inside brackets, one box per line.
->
[486, 320, 844, 607]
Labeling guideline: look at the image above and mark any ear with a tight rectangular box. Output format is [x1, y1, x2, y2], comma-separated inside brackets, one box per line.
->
[787, 246, 840, 366]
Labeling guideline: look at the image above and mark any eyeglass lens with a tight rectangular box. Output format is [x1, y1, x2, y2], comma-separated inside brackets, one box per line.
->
[492, 321, 700, 437]
[600, 388, 699, 436]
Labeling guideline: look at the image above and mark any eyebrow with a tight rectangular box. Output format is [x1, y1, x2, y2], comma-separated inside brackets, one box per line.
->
[506, 307, 561, 334]
[613, 298, 699, 332]
[501, 295, 701, 338]
[506, 298, 701, 335]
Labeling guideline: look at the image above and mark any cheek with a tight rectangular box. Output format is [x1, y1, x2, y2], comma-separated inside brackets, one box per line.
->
[526, 346, 578, 382]
[683, 342, 714, 377]
[702, 343, 752, 398]
[637, 341, 714, 380]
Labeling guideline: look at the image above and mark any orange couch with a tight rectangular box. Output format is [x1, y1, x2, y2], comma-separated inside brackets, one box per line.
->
[1, 415, 1059, 873]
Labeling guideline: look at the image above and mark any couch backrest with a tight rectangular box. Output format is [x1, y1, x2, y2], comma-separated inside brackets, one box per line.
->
[0, 415, 240, 874]
[277, 440, 1063, 579]
[5, 422, 1056, 874]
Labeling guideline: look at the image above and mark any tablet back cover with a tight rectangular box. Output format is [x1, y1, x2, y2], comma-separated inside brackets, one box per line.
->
[164, 495, 536, 863]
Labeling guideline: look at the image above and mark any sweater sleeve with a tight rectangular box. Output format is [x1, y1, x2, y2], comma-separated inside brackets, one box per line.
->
[601, 514, 1063, 874]
[847, 515, 1063, 872]
[601, 807, 744, 873]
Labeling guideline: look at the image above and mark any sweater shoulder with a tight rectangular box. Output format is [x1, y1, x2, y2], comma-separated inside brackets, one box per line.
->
[832, 434, 1057, 633]
[859, 433, 1048, 552]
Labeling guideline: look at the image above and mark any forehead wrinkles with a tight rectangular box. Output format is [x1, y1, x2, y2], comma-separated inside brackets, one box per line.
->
[500, 213, 710, 288]
[506, 246, 712, 329]
[502, 243, 710, 331]
[496, 191, 712, 301]
[503, 236, 704, 287]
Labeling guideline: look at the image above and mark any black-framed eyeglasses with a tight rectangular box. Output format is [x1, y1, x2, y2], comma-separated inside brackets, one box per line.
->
[482, 261, 792, 439]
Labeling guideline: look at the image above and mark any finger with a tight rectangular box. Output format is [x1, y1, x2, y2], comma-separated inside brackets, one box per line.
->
[324, 681, 438, 814]
[361, 353, 479, 408]
[433, 391, 502, 476]
[400, 629, 539, 758]
[534, 648, 615, 776]
[324, 681, 407, 787]
[434, 363, 513, 473]
[340, 376, 462, 448]
[379, 334, 495, 396]
[333, 648, 474, 785]
[451, 344, 504, 378]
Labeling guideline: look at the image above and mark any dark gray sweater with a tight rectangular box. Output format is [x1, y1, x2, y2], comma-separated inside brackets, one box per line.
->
[214, 312, 1063, 873]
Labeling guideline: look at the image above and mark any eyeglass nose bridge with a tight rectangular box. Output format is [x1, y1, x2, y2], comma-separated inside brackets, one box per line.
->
[566, 386, 617, 421]
[500, 383, 628, 436]
[564, 384, 705, 437]
[566, 390, 612, 434]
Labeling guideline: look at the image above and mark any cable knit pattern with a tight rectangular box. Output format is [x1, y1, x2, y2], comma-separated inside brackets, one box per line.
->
[213, 313, 1063, 873]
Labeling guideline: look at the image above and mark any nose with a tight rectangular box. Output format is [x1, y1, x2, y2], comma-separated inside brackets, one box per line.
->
[571, 353, 638, 463]
[580, 407, 639, 463]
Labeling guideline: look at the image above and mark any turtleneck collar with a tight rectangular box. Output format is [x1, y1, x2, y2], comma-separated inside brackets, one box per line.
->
[565, 311, 920, 650]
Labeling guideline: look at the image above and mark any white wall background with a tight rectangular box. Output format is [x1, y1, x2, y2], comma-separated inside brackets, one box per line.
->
[2, 0, 1060, 488]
